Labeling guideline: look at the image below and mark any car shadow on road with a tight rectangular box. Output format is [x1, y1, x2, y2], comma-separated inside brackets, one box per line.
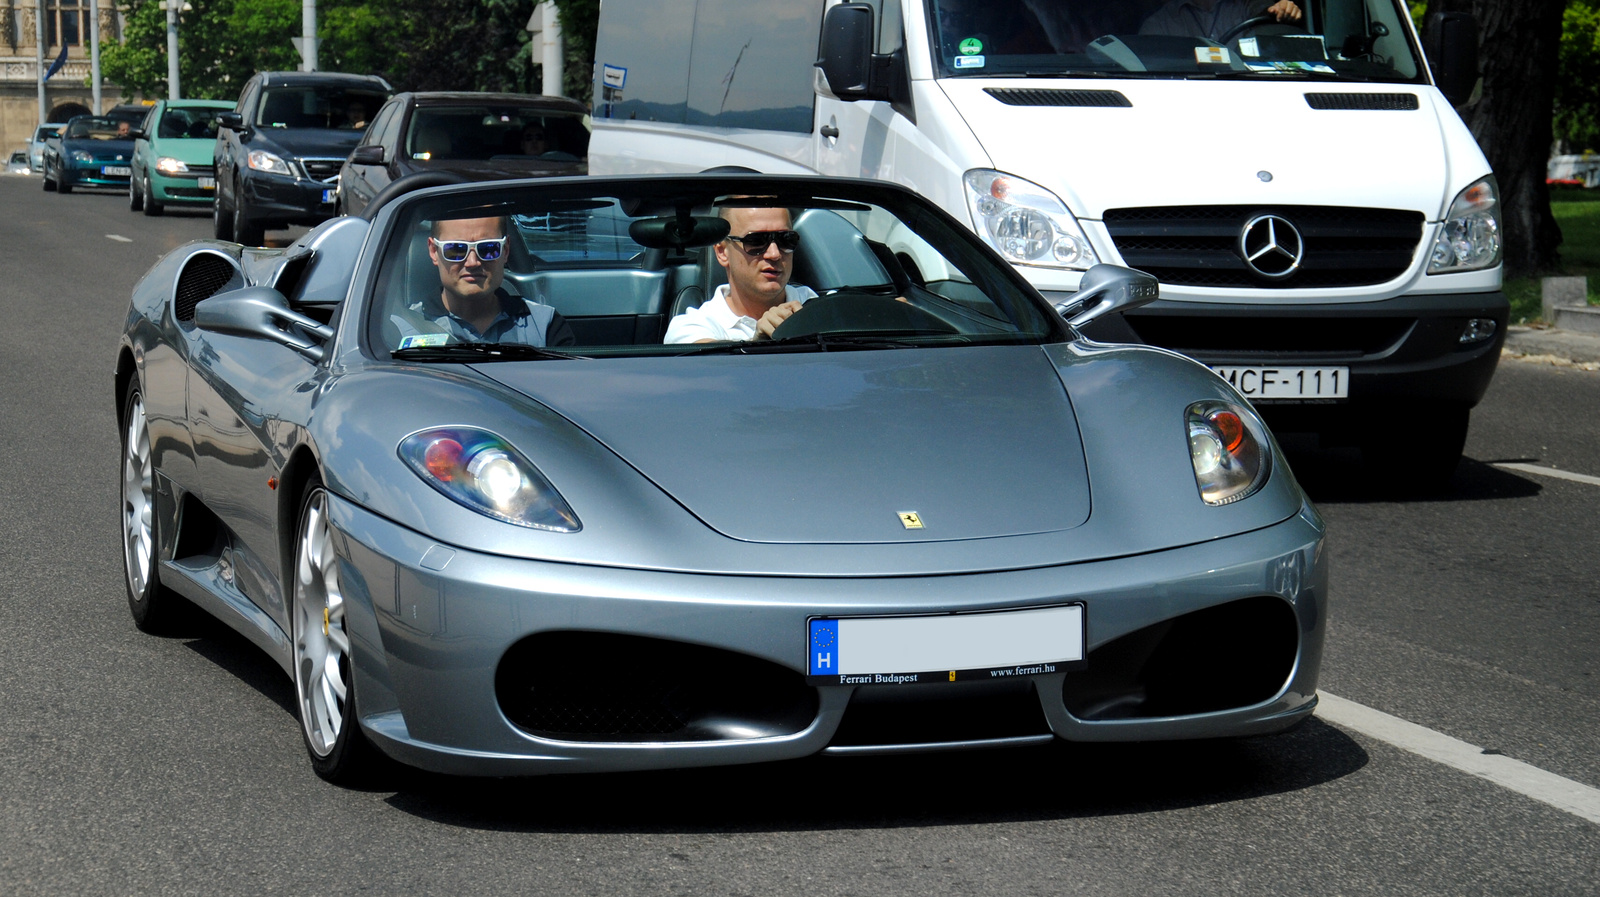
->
[379, 717, 1368, 833]
[1285, 445, 1542, 505]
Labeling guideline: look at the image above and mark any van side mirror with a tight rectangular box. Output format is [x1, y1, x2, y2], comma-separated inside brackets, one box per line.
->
[1421, 12, 1479, 107]
[194, 286, 333, 362]
[816, 2, 909, 105]
[817, 3, 875, 99]
[1056, 265, 1160, 329]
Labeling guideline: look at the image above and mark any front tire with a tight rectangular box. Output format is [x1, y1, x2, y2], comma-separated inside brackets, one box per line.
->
[129, 174, 144, 211]
[142, 175, 164, 216]
[233, 193, 265, 246]
[213, 188, 235, 241]
[122, 382, 183, 632]
[1361, 405, 1470, 496]
[292, 478, 376, 783]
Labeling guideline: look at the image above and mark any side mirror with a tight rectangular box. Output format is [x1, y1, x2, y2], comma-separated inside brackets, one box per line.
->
[817, 3, 876, 99]
[1055, 265, 1159, 329]
[350, 144, 386, 166]
[1421, 12, 1479, 107]
[217, 111, 246, 132]
[193, 286, 333, 362]
[128, 129, 146, 141]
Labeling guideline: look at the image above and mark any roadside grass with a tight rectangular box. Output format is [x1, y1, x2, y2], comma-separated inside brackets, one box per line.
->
[1504, 187, 1600, 323]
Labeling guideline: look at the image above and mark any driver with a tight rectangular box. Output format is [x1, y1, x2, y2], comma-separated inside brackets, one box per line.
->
[1139, 0, 1302, 41]
[663, 205, 818, 344]
[392, 214, 576, 349]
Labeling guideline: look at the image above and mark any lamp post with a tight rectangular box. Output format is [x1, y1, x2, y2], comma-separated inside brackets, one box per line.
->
[90, 0, 101, 111]
[163, 0, 180, 98]
[36, 0, 46, 124]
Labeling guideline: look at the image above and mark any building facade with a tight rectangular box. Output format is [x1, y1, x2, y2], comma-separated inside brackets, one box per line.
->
[3, 0, 125, 151]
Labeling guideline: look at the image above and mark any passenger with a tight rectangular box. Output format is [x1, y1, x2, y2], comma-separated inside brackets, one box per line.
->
[1139, 0, 1302, 41]
[520, 124, 547, 156]
[663, 206, 818, 343]
[115, 120, 132, 139]
[393, 215, 576, 348]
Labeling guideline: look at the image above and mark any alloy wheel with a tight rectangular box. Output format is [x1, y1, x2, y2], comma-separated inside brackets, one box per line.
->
[121, 393, 154, 600]
[294, 488, 350, 758]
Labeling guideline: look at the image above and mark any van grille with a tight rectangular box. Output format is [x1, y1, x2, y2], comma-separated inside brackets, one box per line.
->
[1102, 205, 1424, 288]
[984, 88, 1131, 107]
[1305, 92, 1420, 110]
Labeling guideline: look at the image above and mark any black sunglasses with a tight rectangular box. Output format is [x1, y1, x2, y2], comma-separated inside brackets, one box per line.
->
[725, 230, 800, 256]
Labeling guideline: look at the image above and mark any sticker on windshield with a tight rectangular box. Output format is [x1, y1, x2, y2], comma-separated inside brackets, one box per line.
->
[959, 38, 983, 56]
[1238, 37, 1260, 57]
[1195, 46, 1231, 65]
[397, 333, 449, 349]
[1245, 61, 1337, 74]
[953, 55, 986, 69]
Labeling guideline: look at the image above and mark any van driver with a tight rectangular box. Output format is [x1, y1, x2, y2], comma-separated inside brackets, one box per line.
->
[1139, 0, 1302, 41]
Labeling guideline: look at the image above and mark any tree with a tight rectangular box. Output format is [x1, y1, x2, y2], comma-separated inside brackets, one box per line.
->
[1554, 1, 1600, 152]
[1422, 0, 1567, 274]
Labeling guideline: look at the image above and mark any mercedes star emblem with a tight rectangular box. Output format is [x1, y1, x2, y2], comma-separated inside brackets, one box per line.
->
[1238, 214, 1304, 280]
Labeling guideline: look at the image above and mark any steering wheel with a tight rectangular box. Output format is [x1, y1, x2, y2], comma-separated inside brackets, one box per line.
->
[768, 292, 958, 341]
[1217, 14, 1306, 46]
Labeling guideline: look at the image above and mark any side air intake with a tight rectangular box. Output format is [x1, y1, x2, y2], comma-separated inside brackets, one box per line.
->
[1305, 93, 1420, 111]
[173, 251, 243, 323]
[985, 88, 1132, 108]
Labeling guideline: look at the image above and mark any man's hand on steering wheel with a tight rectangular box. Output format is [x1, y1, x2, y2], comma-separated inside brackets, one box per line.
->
[1217, 1, 1304, 44]
[755, 301, 805, 340]
[1267, 1, 1303, 24]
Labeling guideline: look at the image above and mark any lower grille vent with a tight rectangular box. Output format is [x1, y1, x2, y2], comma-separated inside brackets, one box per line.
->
[174, 252, 241, 322]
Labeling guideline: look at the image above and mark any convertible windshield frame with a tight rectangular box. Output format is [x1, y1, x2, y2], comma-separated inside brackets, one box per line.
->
[363, 175, 1070, 361]
[924, 0, 1429, 84]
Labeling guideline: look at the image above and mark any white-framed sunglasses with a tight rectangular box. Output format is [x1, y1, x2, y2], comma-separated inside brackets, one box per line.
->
[430, 236, 508, 263]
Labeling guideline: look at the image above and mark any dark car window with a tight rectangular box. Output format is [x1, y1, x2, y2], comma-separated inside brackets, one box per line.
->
[361, 101, 399, 147]
[158, 107, 227, 140]
[256, 86, 389, 130]
[66, 117, 127, 139]
[405, 106, 589, 162]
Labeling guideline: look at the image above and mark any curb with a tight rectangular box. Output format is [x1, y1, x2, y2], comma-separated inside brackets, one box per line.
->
[1502, 325, 1600, 367]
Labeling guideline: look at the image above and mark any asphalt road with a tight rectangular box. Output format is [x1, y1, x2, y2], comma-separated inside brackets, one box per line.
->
[1, 176, 1596, 895]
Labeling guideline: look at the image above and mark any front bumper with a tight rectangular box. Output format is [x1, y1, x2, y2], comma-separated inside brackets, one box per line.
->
[62, 161, 132, 188]
[149, 168, 217, 205]
[241, 171, 337, 225]
[1070, 289, 1508, 416]
[329, 493, 1328, 777]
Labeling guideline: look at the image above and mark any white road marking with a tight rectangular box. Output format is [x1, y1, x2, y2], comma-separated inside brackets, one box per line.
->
[105, 234, 133, 243]
[1493, 462, 1600, 488]
[1318, 692, 1600, 826]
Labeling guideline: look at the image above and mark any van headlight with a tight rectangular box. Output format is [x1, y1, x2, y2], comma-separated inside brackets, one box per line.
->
[963, 170, 1100, 270]
[1187, 401, 1271, 506]
[1428, 177, 1501, 273]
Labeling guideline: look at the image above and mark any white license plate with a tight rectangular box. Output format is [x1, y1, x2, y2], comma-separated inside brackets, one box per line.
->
[807, 604, 1085, 684]
[1210, 365, 1348, 400]
[102, 165, 131, 176]
[197, 176, 215, 189]
[321, 188, 335, 203]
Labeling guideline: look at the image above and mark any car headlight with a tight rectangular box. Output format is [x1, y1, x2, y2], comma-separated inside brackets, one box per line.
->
[247, 149, 294, 177]
[71, 150, 94, 163]
[155, 156, 189, 174]
[1428, 176, 1501, 273]
[398, 427, 581, 532]
[1187, 401, 1271, 506]
[963, 170, 1100, 270]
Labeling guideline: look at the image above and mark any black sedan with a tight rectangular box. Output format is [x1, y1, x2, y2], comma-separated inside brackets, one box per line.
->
[42, 115, 136, 194]
[335, 91, 588, 217]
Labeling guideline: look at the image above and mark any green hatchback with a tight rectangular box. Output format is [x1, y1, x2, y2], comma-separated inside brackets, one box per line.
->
[129, 99, 233, 215]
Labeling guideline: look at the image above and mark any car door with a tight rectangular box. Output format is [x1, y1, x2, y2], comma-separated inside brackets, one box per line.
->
[182, 315, 321, 630]
[215, 78, 260, 212]
[341, 99, 402, 215]
[132, 105, 159, 191]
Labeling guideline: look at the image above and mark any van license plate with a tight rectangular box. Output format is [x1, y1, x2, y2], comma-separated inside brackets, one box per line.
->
[1210, 366, 1348, 400]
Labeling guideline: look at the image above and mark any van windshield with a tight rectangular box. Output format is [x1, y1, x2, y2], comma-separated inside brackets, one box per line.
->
[928, 0, 1425, 82]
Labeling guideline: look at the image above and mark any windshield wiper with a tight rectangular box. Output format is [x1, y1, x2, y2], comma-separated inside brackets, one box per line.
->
[671, 330, 950, 356]
[391, 342, 587, 362]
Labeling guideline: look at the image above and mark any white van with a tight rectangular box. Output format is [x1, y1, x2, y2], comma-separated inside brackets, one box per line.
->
[589, 0, 1505, 487]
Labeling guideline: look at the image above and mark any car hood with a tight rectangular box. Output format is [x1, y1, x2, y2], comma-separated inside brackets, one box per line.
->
[940, 79, 1448, 219]
[479, 347, 1091, 544]
[64, 137, 134, 158]
[251, 127, 365, 158]
[150, 136, 219, 165]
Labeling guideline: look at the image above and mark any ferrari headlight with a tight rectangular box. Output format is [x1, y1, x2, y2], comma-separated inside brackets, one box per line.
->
[247, 149, 294, 177]
[963, 170, 1100, 270]
[155, 156, 189, 174]
[398, 427, 580, 532]
[71, 150, 95, 163]
[1187, 401, 1271, 506]
[1428, 177, 1501, 273]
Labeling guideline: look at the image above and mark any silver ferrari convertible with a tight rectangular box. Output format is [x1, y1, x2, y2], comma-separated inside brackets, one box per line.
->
[116, 173, 1327, 783]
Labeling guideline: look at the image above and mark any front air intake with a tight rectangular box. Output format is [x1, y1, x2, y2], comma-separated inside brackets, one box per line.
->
[984, 88, 1131, 107]
[1305, 92, 1420, 111]
[173, 251, 242, 322]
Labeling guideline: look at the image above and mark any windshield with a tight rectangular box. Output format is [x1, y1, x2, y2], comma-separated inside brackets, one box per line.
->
[158, 106, 229, 140]
[65, 117, 130, 140]
[256, 86, 388, 129]
[927, 0, 1424, 82]
[370, 181, 1059, 358]
[406, 106, 589, 163]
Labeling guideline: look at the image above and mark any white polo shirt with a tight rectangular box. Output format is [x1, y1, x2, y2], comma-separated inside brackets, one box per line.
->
[663, 284, 817, 344]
